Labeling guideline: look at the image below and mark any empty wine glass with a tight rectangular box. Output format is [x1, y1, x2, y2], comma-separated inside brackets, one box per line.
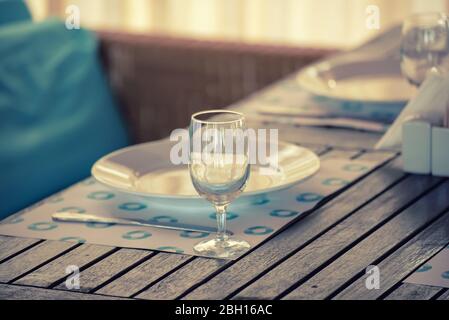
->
[189, 110, 251, 259]
[400, 12, 449, 86]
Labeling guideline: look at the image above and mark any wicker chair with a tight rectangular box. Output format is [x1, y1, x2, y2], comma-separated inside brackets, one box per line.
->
[98, 32, 335, 143]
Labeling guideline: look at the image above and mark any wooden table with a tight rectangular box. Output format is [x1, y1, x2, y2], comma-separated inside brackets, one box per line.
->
[1, 124, 448, 300]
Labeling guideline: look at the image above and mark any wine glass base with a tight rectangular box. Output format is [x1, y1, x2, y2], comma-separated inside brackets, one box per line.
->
[193, 238, 251, 259]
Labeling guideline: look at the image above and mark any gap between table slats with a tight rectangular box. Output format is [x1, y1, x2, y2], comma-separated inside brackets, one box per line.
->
[94, 252, 192, 297]
[0, 236, 42, 264]
[0, 240, 80, 283]
[436, 289, 449, 300]
[53, 248, 155, 293]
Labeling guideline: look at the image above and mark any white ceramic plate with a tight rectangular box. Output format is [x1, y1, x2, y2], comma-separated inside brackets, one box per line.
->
[296, 58, 416, 103]
[92, 139, 320, 206]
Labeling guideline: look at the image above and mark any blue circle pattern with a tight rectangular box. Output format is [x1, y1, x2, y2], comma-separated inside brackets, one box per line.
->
[60, 236, 86, 243]
[270, 209, 299, 218]
[57, 206, 86, 213]
[118, 202, 147, 211]
[441, 271, 449, 279]
[86, 221, 115, 228]
[252, 195, 270, 206]
[296, 193, 323, 202]
[209, 212, 239, 220]
[342, 163, 368, 172]
[156, 246, 184, 253]
[87, 191, 115, 200]
[149, 216, 178, 223]
[322, 178, 349, 187]
[244, 226, 274, 235]
[180, 230, 210, 238]
[416, 264, 432, 272]
[28, 222, 58, 231]
[122, 230, 151, 240]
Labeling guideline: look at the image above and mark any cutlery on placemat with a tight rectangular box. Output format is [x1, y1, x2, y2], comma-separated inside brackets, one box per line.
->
[52, 212, 232, 235]
[257, 115, 388, 133]
[252, 110, 388, 133]
[254, 105, 389, 133]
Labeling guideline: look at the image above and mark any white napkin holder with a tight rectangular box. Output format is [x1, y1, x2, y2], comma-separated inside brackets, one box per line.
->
[402, 115, 449, 176]
[403, 121, 432, 174]
[432, 127, 449, 176]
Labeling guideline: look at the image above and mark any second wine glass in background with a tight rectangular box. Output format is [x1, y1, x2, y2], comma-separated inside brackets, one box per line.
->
[400, 12, 449, 87]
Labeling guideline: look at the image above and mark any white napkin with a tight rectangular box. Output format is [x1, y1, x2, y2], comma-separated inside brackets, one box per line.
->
[375, 74, 449, 150]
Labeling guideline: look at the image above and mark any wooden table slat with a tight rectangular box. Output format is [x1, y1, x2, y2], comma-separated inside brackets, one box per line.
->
[182, 157, 405, 300]
[136, 257, 226, 300]
[335, 210, 449, 299]
[14, 244, 117, 288]
[0, 235, 9, 246]
[282, 180, 449, 300]
[0, 236, 41, 263]
[0, 240, 78, 283]
[54, 248, 153, 293]
[384, 283, 444, 300]
[233, 175, 441, 300]
[0, 283, 125, 300]
[95, 252, 191, 297]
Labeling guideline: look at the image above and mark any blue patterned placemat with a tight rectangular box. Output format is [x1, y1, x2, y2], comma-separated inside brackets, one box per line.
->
[0, 157, 378, 259]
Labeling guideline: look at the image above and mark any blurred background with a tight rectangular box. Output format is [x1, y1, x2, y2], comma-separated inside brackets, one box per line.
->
[1, 0, 448, 218]
[26, 0, 449, 49]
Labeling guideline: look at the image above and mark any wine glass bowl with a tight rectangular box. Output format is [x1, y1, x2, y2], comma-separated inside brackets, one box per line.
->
[189, 110, 251, 259]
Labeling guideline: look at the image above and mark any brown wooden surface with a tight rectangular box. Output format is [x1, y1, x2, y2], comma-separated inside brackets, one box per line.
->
[384, 283, 443, 300]
[0, 128, 448, 300]
[0, 284, 125, 300]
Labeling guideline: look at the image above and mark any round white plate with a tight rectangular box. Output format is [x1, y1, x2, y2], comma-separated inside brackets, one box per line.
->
[92, 139, 320, 206]
[296, 58, 416, 103]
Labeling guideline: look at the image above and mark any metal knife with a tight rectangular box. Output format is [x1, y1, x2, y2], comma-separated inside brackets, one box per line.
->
[52, 212, 232, 235]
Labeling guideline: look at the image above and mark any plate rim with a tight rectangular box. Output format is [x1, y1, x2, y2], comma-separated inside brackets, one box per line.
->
[296, 60, 414, 104]
[92, 139, 320, 200]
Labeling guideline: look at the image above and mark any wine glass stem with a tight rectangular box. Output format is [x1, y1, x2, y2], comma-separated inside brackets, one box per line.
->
[215, 205, 228, 242]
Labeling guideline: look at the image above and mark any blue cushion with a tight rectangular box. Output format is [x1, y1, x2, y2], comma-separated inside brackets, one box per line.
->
[0, 0, 31, 26]
[0, 18, 129, 219]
